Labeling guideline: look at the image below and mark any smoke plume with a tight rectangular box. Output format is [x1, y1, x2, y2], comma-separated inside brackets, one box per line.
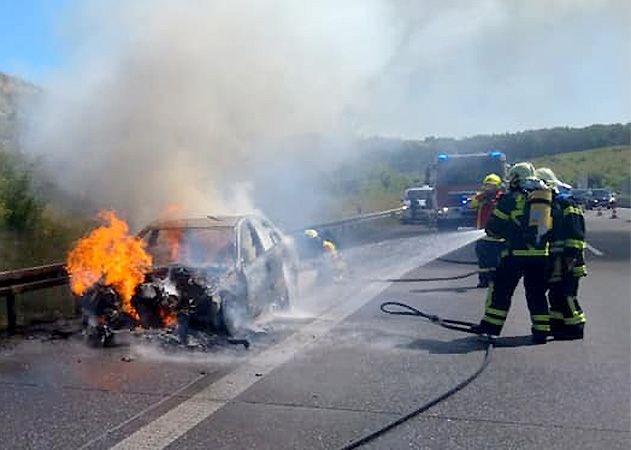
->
[23, 0, 628, 227]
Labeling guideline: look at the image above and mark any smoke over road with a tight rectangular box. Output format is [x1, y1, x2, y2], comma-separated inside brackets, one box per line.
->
[24, 0, 394, 227]
[22, 0, 628, 227]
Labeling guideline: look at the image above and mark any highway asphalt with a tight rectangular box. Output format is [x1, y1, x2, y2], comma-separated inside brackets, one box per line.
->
[0, 209, 629, 449]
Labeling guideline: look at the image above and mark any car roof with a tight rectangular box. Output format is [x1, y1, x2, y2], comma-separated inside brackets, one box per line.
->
[407, 186, 433, 191]
[145, 215, 245, 230]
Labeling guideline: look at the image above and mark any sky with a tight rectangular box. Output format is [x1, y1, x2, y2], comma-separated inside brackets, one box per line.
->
[1, 0, 630, 138]
[0, 0, 70, 83]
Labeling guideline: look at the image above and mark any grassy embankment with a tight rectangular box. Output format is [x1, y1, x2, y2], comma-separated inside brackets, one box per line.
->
[1, 148, 90, 327]
[532, 145, 631, 206]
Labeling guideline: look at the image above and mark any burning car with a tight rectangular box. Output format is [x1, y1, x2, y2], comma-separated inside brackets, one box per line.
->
[77, 214, 297, 347]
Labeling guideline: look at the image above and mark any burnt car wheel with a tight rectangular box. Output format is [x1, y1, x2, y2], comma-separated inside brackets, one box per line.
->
[277, 262, 298, 310]
[274, 277, 291, 310]
[85, 325, 114, 348]
[220, 293, 249, 336]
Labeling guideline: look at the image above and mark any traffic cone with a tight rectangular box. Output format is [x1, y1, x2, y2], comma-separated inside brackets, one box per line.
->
[611, 206, 618, 219]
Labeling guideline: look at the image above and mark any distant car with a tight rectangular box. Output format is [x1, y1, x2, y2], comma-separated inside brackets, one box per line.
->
[588, 189, 616, 209]
[571, 188, 591, 207]
[81, 215, 298, 346]
[400, 186, 438, 225]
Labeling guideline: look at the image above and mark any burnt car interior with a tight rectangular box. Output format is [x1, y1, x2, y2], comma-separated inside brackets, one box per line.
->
[80, 216, 294, 347]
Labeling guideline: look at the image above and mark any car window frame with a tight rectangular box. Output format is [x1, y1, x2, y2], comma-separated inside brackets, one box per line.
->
[141, 226, 238, 268]
[250, 217, 281, 250]
[238, 219, 265, 266]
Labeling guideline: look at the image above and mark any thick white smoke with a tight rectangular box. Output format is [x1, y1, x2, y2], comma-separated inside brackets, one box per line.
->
[27, 0, 395, 227]
[357, 0, 630, 137]
[23, 0, 628, 227]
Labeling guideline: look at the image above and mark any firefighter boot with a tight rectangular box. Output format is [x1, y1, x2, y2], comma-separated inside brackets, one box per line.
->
[550, 310, 566, 340]
[531, 331, 549, 345]
[471, 320, 502, 338]
[477, 274, 489, 288]
[554, 323, 585, 340]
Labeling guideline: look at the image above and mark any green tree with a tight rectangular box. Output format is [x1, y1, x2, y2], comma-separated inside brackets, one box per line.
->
[0, 151, 43, 231]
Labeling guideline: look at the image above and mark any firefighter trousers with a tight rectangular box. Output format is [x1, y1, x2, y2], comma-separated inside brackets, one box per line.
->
[480, 255, 550, 336]
[548, 257, 586, 337]
[475, 238, 504, 285]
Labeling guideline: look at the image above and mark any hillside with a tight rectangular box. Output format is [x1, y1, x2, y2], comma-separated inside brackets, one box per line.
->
[330, 142, 631, 215]
[533, 145, 631, 191]
[0, 72, 39, 149]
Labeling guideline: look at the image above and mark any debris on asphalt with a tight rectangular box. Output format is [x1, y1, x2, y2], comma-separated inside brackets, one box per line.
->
[133, 328, 252, 352]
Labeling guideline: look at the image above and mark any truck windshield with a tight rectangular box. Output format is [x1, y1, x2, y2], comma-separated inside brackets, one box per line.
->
[406, 190, 433, 200]
[437, 157, 505, 185]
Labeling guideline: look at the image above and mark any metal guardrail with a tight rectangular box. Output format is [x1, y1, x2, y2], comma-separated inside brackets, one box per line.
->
[0, 263, 69, 334]
[0, 207, 405, 334]
[298, 207, 405, 231]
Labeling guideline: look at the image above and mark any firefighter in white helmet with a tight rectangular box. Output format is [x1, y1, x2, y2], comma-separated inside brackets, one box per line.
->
[535, 167, 587, 340]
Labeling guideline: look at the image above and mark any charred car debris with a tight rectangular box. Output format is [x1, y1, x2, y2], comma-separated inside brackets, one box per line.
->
[80, 215, 298, 349]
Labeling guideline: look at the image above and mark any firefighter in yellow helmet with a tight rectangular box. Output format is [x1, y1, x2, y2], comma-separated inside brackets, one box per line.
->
[473, 162, 553, 344]
[470, 173, 505, 287]
[302, 229, 346, 282]
[470, 174, 504, 228]
[535, 167, 587, 340]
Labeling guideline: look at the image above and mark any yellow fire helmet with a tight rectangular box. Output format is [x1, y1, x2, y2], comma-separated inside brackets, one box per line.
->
[534, 167, 560, 187]
[304, 229, 319, 239]
[483, 173, 502, 187]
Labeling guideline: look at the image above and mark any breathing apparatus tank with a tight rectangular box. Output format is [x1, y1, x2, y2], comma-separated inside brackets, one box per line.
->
[526, 185, 553, 246]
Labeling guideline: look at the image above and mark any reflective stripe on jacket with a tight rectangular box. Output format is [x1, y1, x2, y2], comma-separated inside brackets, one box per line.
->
[485, 189, 550, 256]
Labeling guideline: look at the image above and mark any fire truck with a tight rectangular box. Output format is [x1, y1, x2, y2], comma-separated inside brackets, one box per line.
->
[427, 151, 508, 229]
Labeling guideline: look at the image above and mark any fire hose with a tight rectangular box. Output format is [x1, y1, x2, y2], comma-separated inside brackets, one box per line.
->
[339, 268, 494, 450]
[436, 257, 478, 265]
[381, 269, 479, 284]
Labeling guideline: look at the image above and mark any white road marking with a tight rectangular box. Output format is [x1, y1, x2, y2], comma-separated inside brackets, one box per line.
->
[76, 373, 208, 450]
[110, 231, 482, 450]
[586, 243, 604, 256]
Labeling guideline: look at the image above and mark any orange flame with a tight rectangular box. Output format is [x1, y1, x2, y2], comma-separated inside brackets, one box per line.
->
[67, 211, 153, 318]
[161, 203, 184, 261]
[164, 228, 183, 261]
[159, 308, 178, 328]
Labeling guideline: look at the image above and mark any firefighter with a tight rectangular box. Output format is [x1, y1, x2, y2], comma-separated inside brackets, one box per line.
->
[473, 162, 552, 344]
[302, 229, 346, 282]
[470, 173, 505, 288]
[535, 168, 587, 340]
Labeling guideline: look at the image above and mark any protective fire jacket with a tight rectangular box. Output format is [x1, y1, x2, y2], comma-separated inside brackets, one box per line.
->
[470, 190, 503, 230]
[485, 188, 551, 257]
[550, 193, 587, 277]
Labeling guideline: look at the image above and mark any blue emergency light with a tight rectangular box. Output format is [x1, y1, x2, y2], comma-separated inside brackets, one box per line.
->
[437, 153, 449, 161]
[489, 150, 503, 159]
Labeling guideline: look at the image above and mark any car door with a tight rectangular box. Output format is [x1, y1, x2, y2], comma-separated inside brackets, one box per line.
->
[250, 218, 286, 305]
[238, 220, 269, 315]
